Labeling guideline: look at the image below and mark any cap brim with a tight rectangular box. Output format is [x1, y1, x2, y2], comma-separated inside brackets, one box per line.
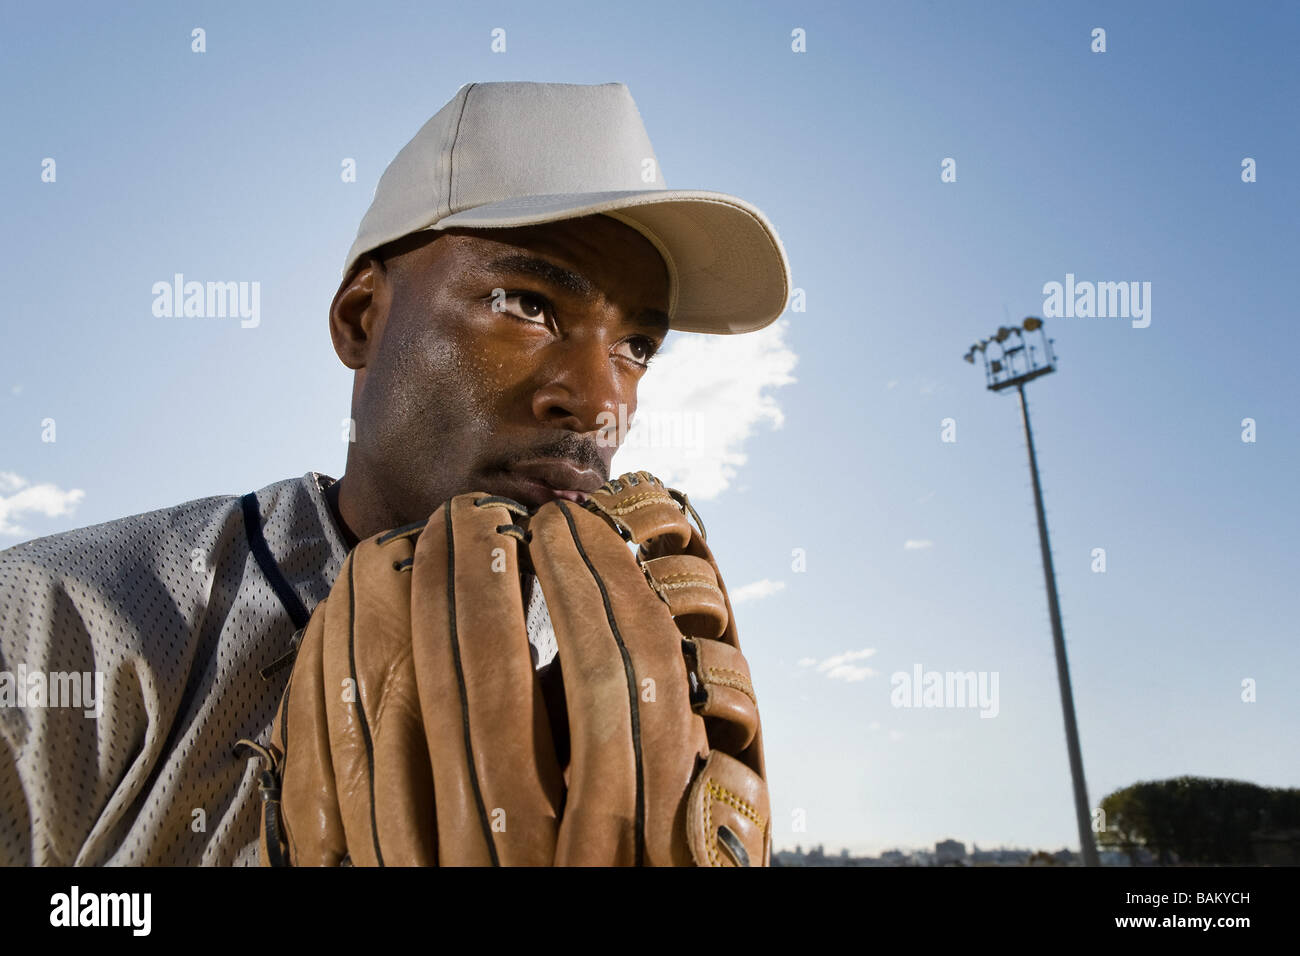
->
[429, 189, 790, 335]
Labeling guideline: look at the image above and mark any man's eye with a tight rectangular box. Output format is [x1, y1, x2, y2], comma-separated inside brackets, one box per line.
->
[619, 337, 659, 368]
[495, 291, 549, 324]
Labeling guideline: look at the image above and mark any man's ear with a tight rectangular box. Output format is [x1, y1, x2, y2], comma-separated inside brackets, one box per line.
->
[330, 255, 390, 370]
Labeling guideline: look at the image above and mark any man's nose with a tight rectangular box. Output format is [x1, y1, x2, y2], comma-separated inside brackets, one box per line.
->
[529, 337, 632, 439]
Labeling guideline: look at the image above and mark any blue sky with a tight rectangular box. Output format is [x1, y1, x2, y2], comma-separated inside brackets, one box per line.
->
[2, 1, 1296, 855]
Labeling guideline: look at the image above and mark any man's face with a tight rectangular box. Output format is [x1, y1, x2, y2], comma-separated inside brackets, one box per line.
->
[332, 214, 672, 522]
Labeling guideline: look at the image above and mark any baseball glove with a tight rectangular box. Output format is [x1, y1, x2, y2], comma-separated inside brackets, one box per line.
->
[237, 470, 769, 866]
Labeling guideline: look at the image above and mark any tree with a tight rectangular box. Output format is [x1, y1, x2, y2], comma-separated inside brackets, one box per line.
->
[1098, 777, 1300, 864]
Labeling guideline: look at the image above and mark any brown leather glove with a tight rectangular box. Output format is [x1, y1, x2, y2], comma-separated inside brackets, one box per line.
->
[239, 470, 769, 866]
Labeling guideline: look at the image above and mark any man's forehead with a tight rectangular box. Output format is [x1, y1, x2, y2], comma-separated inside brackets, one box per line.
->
[425, 222, 671, 323]
[443, 218, 662, 270]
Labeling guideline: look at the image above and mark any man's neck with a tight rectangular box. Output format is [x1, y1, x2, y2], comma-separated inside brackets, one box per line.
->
[323, 476, 361, 551]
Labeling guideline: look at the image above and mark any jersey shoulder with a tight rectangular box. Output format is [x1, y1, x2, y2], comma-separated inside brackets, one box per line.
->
[0, 490, 242, 654]
[0, 491, 239, 595]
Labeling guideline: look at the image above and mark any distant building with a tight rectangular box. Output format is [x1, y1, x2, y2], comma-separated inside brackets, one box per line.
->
[935, 839, 967, 865]
[770, 841, 1105, 867]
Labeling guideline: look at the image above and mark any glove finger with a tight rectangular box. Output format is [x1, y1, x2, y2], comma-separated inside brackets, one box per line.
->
[585, 470, 692, 550]
[530, 497, 707, 867]
[320, 535, 437, 866]
[624, 498, 758, 754]
[672, 518, 773, 865]
[677, 522, 768, 784]
[410, 494, 563, 866]
[271, 599, 348, 865]
[685, 750, 772, 868]
[640, 553, 728, 640]
[682, 636, 758, 754]
[592, 471, 771, 866]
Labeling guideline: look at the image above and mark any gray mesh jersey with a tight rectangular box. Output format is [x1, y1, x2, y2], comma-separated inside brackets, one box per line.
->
[0, 471, 559, 866]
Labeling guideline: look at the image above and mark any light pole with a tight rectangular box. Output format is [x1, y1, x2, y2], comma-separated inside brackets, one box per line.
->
[962, 319, 1099, 868]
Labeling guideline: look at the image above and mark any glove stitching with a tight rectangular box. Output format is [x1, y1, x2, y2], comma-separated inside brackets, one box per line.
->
[655, 576, 723, 595]
[598, 492, 675, 514]
[703, 779, 766, 867]
[706, 780, 766, 831]
[707, 780, 764, 824]
[704, 783, 718, 866]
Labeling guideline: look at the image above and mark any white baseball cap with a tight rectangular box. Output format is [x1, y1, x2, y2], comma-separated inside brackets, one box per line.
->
[343, 81, 791, 335]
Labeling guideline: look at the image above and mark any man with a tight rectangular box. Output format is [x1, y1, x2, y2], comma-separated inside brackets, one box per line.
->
[0, 81, 789, 865]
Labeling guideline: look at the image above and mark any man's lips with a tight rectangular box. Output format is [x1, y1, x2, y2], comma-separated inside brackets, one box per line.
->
[497, 459, 604, 507]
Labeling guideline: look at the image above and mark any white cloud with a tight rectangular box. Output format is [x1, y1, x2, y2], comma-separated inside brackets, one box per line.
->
[824, 664, 876, 682]
[730, 578, 785, 605]
[816, 648, 876, 671]
[0, 472, 85, 536]
[610, 318, 797, 500]
[799, 648, 878, 682]
[903, 539, 933, 551]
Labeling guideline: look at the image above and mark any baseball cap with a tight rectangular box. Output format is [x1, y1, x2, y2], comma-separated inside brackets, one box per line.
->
[342, 81, 790, 335]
